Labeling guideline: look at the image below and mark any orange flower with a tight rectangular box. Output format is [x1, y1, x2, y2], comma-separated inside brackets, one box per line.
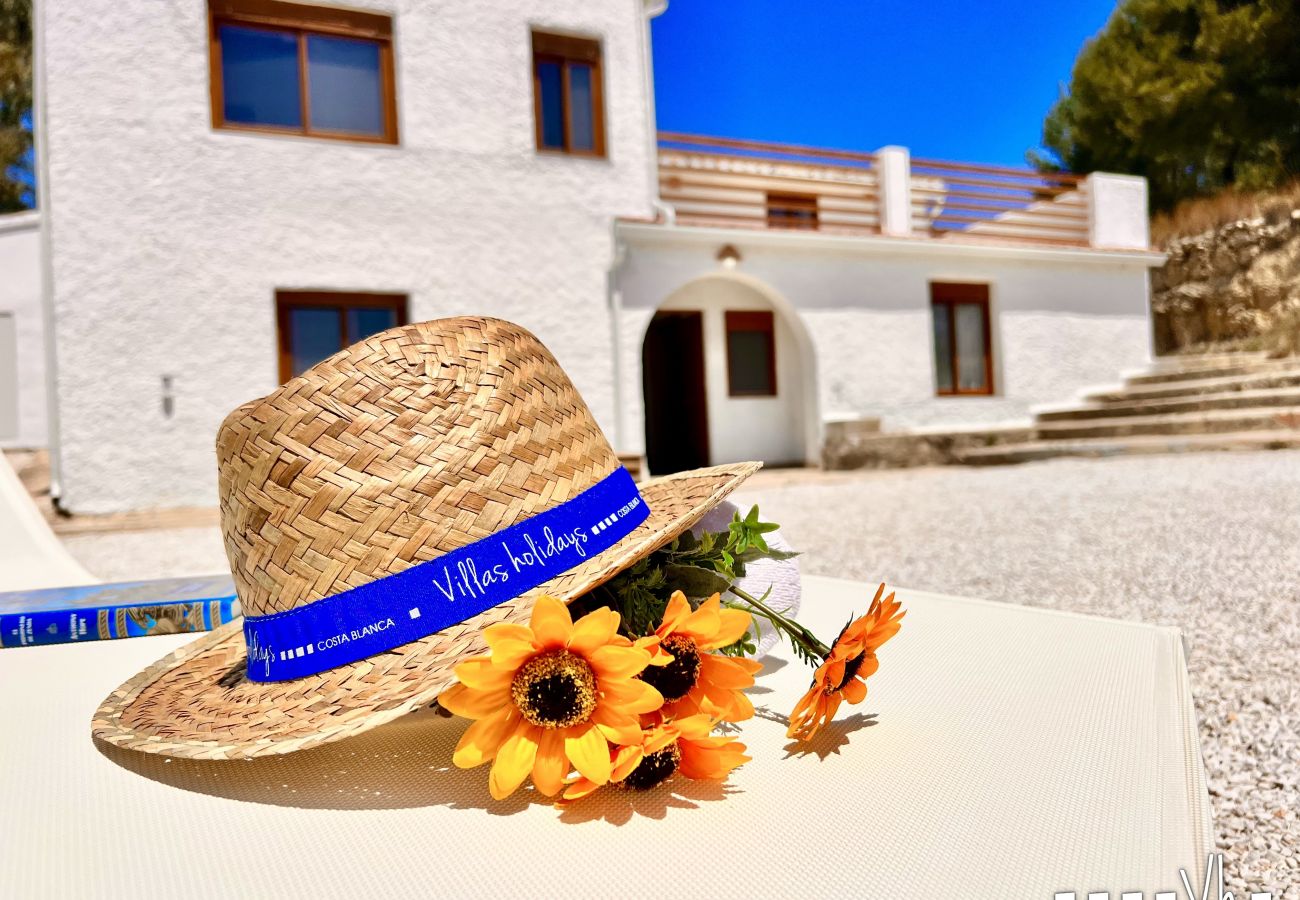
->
[561, 709, 750, 801]
[639, 591, 763, 722]
[440, 597, 664, 800]
[787, 584, 904, 742]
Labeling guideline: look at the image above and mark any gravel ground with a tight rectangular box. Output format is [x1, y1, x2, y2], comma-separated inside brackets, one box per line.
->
[63, 451, 1300, 895]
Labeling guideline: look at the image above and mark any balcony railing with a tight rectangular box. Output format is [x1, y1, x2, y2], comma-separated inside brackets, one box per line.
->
[909, 156, 1089, 246]
[655, 133, 1130, 250]
[658, 132, 881, 236]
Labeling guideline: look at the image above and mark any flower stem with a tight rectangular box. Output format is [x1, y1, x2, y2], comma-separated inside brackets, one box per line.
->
[726, 584, 831, 661]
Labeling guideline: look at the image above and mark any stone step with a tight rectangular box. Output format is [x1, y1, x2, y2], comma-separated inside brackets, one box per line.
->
[1087, 366, 1300, 403]
[957, 431, 1300, 466]
[1147, 350, 1270, 372]
[1034, 406, 1300, 441]
[1037, 385, 1300, 422]
[1124, 356, 1300, 387]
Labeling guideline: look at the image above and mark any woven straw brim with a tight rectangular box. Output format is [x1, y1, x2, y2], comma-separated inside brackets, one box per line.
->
[92, 463, 759, 760]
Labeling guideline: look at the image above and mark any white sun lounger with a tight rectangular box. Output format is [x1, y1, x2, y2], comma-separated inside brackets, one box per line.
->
[0, 453, 95, 591]
[0, 576, 1214, 897]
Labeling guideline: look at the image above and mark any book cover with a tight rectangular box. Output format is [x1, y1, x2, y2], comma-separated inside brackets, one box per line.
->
[0, 575, 241, 648]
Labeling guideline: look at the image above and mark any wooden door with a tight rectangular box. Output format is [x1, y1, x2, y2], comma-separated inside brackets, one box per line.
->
[642, 310, 710, 475]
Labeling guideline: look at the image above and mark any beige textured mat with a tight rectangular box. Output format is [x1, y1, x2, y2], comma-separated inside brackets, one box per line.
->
[0, 576, 1213, 898]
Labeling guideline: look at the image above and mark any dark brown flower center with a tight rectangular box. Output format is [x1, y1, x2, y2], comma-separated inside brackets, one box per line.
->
[620, 741, 681, 790]
[639, 634, 701, 701]
[511, 649, 597, 728]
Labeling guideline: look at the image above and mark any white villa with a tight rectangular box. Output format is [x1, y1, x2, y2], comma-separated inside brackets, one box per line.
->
[1, 0, 1162, 513]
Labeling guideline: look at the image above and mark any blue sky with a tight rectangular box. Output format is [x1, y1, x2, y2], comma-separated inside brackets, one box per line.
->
[651, 0, 1117, 168]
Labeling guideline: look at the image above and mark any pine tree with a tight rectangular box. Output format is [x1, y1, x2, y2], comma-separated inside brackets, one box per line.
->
[0, 0, 33, 212]
[1033, 0, 1300, 211]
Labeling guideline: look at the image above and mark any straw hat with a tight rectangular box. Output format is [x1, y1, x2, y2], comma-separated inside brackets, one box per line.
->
[93, 317, 757, 760]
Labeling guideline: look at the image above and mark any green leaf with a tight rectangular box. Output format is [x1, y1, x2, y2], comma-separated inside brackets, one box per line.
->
[662, 564, 730, 599]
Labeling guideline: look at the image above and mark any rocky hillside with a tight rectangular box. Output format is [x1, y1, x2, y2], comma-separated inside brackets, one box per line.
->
[1152, 210, 1300, 356]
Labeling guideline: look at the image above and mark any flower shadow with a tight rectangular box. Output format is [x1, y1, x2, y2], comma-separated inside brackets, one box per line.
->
[556, 776, 739, 826]
[781, 713, 878, 761]
[93, 706, 548, 814]
[744, 653, 788, 696]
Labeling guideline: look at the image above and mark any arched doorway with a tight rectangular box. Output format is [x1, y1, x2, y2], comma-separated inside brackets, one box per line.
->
[640, 273, 816, 475]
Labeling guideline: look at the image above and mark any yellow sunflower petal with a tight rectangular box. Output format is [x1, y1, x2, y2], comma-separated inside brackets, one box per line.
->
[567, 607, 620, 656]
[530, 596, 573, 649]
[488, 722, 540, 800]
[592, 706, 644, 746]
[698, 653, 759, 689]
[530, 728, 569, 797]
[677, 593, 722, 642]
[843, 675, 868, 704]
[642, 725, 679, 755]
[713, 686, 754, 722]
[561, 775, 601, 802]
[671, 713, 715, 741]
[589, 644, 651, 681]
[658, 590, 692, 635]
[698, 607, 753, 650]
[453, 657, 515, 692]
[663, 690, 702, 720]
[486, 638, 539, 672]
[632, 635, 672, 666]
[452, 704, 518, 769]
[678, 737, 749, 780]
[599, 677, 664, 714]
[610, 744, 644, 782]
[439, 682, 510, 720]
[817, 693, 844, 731]
[822, 658, 847, 690]
[565, 724, 613, 785]
[787, 685, 820, 737]
[483, 623, 536, 651]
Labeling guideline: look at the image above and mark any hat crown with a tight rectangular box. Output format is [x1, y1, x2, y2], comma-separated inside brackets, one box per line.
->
[216, 317, 618, 618]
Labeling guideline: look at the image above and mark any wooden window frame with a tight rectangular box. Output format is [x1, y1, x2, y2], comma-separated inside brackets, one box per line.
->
[276, 290, 407, 382]
[208, 0, 399, 145]
[930, 282, 994, 397]
[766, 192, 819, 230]
[725, 310, 778, 398]
[531, 30, 606, 158]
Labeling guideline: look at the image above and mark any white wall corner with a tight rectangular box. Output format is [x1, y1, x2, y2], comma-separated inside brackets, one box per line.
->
[875, 145, 913, 237]
[1086, 173, 1150, 250]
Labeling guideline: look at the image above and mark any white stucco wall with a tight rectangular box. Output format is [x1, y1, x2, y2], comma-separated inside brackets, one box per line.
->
[42, 0, 657, 513]
[0, 212, 48, 448]
[1088, 173, 1151, 250]
[616, 226, 1159, 455]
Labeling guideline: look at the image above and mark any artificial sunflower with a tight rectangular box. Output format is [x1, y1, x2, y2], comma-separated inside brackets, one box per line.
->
[561, 708, 750, 801]
[440, 597, 664, 800]
[787, 584, 905, 742]
[638, 591, 764, 722]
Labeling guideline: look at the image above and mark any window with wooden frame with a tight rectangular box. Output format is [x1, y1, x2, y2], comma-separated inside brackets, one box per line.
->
[931, 282, 993, 396]
[276, 291, 407, 382]
[531, 31, 605, 156]
[208, 0, 398, 144]
[766, 192, 818, 230]
[725, 310, 777, 397]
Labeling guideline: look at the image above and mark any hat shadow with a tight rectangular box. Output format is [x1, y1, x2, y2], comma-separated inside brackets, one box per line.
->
[93, 705, 746, 819]
[94, 652, 796, 816]
[95, 706, 547, 814]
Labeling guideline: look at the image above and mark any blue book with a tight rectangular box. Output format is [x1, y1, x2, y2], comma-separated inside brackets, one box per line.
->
[0, 575, 241, 648]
